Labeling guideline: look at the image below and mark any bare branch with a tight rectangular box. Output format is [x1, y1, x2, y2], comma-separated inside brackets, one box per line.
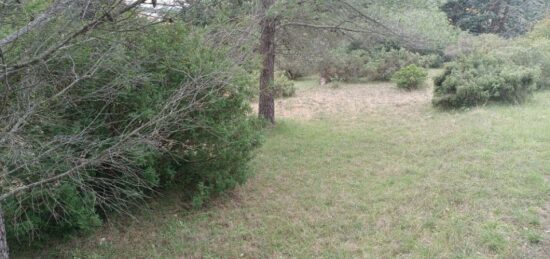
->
[0, 0, 72, 48]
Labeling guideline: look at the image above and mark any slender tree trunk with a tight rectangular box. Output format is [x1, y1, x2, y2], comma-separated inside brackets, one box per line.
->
[0, 207, 8, 259]
[258, 0, 277, 124]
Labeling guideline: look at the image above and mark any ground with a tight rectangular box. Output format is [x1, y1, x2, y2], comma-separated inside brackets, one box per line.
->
[254, 76, 432, 121]
[16, 71, 550, 258]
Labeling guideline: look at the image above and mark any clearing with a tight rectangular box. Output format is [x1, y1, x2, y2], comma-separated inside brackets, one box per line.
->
[19, 71, 550, 258]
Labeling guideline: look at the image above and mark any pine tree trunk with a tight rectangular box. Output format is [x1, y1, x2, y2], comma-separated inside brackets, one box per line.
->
[258, 0, 277, 124]
[0, 207, 8, 259]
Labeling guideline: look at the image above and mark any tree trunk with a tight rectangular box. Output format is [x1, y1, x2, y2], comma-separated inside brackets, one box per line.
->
[258, 0, 277, 124]
[0, 207, 8, 259]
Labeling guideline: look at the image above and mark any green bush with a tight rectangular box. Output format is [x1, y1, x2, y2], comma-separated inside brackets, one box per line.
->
[392, 65, 428, 90]
[277, 55, 311, 80]
[244, 71, 295, 99]
[419, 54, 444, 68]
[489, 21, 550, 89]
[441, 21, 550, 90]
[443, 33, 506, 61]
[274, 72, 296, 98]
[433, 53, 540, 108]
[524, 22, 550, 89]
[2, 22, 262, 244]
[317, 48, 429, 83]
[493, 41, 550, 89]
[442, 20, 550, 90]
[527, 18, 550, 40]
[365, 48, 422, 81]
[318, 49, 370, 83]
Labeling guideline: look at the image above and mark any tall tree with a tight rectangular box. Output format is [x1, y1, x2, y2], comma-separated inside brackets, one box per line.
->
[258, 0, 277, 123]
[177, 0, 455, 123]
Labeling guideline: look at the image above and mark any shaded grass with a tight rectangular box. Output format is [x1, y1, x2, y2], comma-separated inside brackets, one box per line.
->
[14, 84, 550, 258]
[293, 76, 320, 90]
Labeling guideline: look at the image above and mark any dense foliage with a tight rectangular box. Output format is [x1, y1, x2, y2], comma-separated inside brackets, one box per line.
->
[273, 0, 457, 84]
[392, 64, 428, 90]
[1, 23, 261, 244]
[433, 54, 540, 108]
[496, 19, 550, 89]
[316, 47, 438, 83]
[369, 1, 460, 52]
[318, 49, 370, 83]
[495, 40, 550, 89]
[419, 53, 445, 68]
[442, 0, 549, 37]
[365, 48, 424, 81]
[441, 18, 550, 94]
[274, 72, 296, 98]
[245, 70, 296, 99]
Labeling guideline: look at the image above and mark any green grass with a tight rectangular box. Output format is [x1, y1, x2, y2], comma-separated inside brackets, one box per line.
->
[15, 80, 550, 258]
[293, 76, 321, 90]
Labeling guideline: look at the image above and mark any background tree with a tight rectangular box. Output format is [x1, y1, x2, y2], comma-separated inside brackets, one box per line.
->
[258, 0, 277, 123]
[442, 0, 550, 37]
[175, 0, 457, 123]
[258, 0, 457, 122]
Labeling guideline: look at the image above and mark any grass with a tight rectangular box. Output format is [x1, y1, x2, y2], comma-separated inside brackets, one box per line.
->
[15, 75, 550, 258]
[293, 75, 321, 90]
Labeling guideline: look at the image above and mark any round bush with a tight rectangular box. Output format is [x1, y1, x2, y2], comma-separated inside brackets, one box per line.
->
[433, 53, 541, 108]
[274, 72, 296, 98]
[391, 64, 428, 90]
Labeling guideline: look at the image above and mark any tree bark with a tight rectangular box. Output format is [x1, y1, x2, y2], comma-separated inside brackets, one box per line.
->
[0, 207, 8, 259]
[258, 0, 277, 124]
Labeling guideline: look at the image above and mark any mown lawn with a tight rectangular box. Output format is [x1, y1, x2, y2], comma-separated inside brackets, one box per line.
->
[16, 76, 550, 258]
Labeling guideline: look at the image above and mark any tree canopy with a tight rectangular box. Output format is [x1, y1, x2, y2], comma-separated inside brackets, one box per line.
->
[442, 0, 550, 37]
